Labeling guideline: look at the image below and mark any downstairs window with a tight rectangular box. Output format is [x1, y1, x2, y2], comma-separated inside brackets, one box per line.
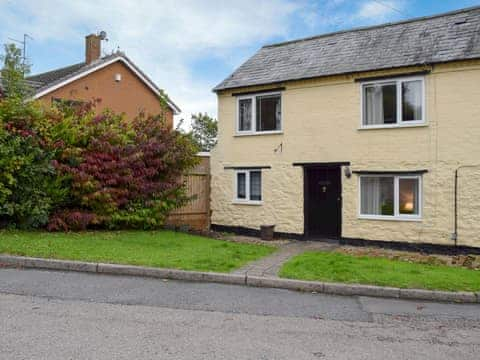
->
[359, 175, 421, 220]
[235, 170, 262, 203]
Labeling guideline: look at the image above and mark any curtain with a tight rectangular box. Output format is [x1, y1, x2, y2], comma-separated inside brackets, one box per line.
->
[402, 80, 422, 121]
[365, 85, 384, 125]
[237, 173, 246, 199]
[239, 99, 252, 130]
[361, 177, 381, 214]
[250, 171, 262, 201]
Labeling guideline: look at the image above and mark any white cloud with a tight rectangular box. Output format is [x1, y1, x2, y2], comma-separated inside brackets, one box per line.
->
[0, 0, 409, 128]
[356, 0, 405, 20]
[0, 0, 303, 128]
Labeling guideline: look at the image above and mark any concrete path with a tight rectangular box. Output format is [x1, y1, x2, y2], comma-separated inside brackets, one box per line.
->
[233, 239, 339, 277]
[1, 268, 480, 359]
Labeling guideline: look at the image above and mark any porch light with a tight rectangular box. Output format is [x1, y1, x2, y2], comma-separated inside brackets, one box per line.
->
[344, 166, 352, 178]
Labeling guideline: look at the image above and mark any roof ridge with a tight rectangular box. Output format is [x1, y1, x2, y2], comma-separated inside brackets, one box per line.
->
[26, 53, 123, 80]
[263, 5, 480, 49]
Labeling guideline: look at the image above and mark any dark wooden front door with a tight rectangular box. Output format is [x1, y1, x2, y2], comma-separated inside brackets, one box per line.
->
[305, 166, 341, 238]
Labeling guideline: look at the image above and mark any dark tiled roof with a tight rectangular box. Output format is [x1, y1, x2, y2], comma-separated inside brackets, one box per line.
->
[214, 6, 480, 91]
[27, 62, 85, 88]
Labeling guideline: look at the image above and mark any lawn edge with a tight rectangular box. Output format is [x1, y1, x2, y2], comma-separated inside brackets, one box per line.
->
[0, 254, 478, 304]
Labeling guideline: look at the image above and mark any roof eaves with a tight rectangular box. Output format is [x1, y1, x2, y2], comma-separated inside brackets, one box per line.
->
[213, 56, 480, 92]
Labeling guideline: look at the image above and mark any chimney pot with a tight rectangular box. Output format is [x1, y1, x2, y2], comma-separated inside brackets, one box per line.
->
[85, 34, 101, 64]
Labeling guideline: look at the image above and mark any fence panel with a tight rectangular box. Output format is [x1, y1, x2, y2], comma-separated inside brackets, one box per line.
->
[166, 154, 210, 231]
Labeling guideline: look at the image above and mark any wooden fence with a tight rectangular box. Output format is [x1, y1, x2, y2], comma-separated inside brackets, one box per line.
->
[166, 153, 210, 231]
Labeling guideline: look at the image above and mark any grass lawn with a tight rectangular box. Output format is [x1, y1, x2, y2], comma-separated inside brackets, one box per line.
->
[279, 251, 480, 292]
[0, 230, 275, 273]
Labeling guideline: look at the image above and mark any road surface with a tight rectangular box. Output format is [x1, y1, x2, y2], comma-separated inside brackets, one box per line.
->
[1, 268, 479, 359]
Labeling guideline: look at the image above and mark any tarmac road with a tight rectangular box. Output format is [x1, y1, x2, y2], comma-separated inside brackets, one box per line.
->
[1, 268, 479, 359]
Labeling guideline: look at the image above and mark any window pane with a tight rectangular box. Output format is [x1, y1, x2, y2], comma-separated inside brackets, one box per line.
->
[402, 80, 422, 121]
[364, 84, 397, 125]
[237, 173, 246, 199]
[250, 171, 262, 201]
[256, 95, 281, 131]
[361, 177, 394, 216]
[238, 99, 252, 131]
[399, 178, 419, 215]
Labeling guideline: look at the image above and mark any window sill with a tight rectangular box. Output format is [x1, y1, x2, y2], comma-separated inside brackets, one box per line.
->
[232, 200, 263, 206]
[234, 131, 283, 137]
[358, 215, 422, 222]
[358, 122, 427, 130]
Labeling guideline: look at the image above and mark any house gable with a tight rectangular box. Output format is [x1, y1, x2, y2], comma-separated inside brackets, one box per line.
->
[36, 58, 175, 125]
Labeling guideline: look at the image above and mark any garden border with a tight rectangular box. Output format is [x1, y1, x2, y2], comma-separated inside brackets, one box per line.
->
[0, 254, 478, 304]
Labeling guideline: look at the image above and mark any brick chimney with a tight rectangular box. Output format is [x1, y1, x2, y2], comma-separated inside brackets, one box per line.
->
[85, 34, 101, 64]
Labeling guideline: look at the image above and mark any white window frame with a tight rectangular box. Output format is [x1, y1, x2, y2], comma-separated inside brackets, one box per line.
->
[358, 174, 422, 221]
[236, 92, 283, 135]
[233, 170, 263, 205]
[360, 76, 426, 129]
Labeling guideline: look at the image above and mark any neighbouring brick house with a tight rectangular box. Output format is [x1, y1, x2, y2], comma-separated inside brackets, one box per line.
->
[26, 33, 180, 126]
[210, 6, 480, 250]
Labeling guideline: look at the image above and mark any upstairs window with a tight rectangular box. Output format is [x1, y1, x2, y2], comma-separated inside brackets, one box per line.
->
[235, 170, 262, 203]
[237, 92, 281, 134]
[238, 98, 252, 131]
[361, 77, 424, 128]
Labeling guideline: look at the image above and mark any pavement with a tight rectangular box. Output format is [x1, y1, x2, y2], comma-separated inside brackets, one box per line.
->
[1, 253, 478, 303]
[233, 240, 338, 277]
[1, 268, 480, 359]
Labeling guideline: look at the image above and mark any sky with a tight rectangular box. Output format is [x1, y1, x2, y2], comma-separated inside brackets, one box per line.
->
[1, 0, 479, 128]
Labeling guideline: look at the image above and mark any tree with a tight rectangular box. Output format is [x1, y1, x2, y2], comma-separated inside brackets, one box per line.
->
[0, 43, 32, 99]
[0, 44, 67, 228]
[190, 112, 217, 152]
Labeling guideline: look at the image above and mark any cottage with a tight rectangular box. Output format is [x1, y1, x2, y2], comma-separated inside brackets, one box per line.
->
[210, 6, 480, 249]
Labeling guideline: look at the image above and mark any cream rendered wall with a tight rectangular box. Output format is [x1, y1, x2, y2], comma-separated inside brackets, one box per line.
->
[210, 61, 480, 247]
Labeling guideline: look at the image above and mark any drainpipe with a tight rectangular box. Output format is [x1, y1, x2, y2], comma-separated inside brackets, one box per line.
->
[452, 165, 480, 246]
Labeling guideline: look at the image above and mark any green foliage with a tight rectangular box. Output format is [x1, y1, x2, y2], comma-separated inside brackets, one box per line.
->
[190, 112, 217, 151]
[0, 44, 32, 99]
[0, 46, 67, 228]
[0, 46, 199, 231]
[46, 107, 198, 231]
[0, 129, 68, 228]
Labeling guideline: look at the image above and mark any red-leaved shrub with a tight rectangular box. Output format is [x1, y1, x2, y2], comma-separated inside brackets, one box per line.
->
[44, 101, 198, 230]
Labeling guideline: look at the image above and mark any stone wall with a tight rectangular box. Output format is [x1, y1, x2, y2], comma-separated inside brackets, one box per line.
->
[210, 60, 480, 247]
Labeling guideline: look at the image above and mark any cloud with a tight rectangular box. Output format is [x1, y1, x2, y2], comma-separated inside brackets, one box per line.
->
[0, 0, 303, 128]
[0, 0, 409, 128]
[356, 0, 405, 20]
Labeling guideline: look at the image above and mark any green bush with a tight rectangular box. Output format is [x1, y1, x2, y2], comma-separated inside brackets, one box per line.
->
[0, 44, 198, 231]
[0, 97, 68, 228]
